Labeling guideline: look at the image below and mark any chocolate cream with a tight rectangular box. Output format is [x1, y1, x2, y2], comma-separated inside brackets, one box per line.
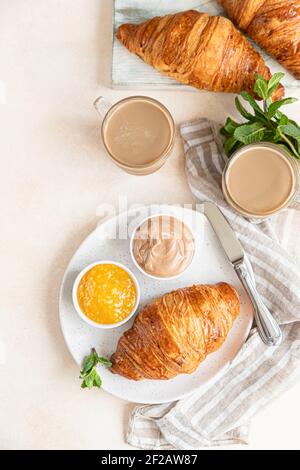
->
[132, 215, 195, 278]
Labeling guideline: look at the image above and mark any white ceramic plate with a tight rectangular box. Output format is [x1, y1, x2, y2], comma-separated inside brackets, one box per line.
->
[59, 204, 254, 404]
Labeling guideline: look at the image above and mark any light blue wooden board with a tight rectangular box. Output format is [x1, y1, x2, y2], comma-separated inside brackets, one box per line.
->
[112, 0, 299, 90]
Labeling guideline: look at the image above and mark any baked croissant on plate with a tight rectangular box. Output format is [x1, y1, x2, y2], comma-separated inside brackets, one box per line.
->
[111, 282, 240, 381]
[117, 10, 284, 99]
[218, 0, 300, 79]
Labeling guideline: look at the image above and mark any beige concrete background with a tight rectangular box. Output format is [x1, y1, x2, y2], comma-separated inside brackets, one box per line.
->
[0, 0, 300, 450]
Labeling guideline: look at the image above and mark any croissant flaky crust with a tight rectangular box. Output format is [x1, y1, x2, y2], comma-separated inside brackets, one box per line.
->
[111, 282, 240, 381]
[218, 0, 300, 79]
[117, 10, 284, 99]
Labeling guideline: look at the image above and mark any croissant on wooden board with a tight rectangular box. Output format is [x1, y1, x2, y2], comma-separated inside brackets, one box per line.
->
[116, 10, 284, 100]
[218, 0, 300, 79]
[111, 282, 240, 381]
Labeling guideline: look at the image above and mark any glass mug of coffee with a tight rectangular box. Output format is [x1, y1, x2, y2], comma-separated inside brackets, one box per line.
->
[222, 142, 300, 218]
[94, 96, 175, 175]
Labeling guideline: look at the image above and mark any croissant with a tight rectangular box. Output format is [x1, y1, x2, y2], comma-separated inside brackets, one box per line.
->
[111, 282, 240, 380]
[117, 10, 284, 100]
[218, 0, 300, 79]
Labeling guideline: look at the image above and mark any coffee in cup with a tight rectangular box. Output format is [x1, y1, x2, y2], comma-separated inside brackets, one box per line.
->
[222, 143, 299, 218]
[95, 96, 175, 175]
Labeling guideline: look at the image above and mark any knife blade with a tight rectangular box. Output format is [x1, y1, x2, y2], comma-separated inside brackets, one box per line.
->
[204, 202, 244, 266]
[204, 201, 282, 346]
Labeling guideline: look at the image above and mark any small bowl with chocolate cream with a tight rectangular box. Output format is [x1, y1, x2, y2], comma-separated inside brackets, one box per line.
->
[130, 215, 195, 280]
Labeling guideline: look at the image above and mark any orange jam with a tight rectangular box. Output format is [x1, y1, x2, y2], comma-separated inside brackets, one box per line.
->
[77, 264, 137, 324]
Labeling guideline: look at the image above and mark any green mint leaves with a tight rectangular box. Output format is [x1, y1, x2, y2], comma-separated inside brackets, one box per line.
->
[221, 73, 300, 159]
[234, 122, 265, 144]
[80, 348, 112, 389]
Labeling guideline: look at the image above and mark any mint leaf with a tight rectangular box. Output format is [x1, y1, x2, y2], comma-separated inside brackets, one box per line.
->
[268, 72, 285, 90]
[253, 109, 269, 125]
[267, 72, 285, 98]
[84, 371, 96, 389]
[280, 123, 300, 141]
[93, 372, 102, 388]
[221, 117, 240, 136]
[276, 111, 289, 126]
[79, 348, 111, 389]
[240, 91, 262, 113]
[235, 97, 255, 121]
[223, 136, 238, 156]
[254, 77, 268, 100]
[97, 356, 112, 367]
[268, 97, 298, 119]
[234, 122, 265, 144]
[262, 129, 276, 142]
[81, 352, 96, 375]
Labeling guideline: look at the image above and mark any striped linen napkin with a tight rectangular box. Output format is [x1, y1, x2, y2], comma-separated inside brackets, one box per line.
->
[126, 119, 300, 450]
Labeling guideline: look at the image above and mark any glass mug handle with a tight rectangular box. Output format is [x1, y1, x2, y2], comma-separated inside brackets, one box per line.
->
[94, 96, 112, 120]
[290, 189, 300, 210]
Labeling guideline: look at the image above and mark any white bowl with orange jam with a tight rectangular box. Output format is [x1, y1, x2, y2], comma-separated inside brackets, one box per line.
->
[72, 261, 140, 329]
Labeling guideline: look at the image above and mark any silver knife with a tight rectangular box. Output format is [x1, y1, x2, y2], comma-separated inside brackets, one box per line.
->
[204, 202, 282, 346]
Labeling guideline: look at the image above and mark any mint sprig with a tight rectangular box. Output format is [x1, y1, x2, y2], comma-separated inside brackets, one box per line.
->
[80, 348, 112, 389]
[221, 73, 300, 159]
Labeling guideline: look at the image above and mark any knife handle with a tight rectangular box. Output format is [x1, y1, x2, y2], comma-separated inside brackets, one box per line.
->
[235, 263, 282, 346]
